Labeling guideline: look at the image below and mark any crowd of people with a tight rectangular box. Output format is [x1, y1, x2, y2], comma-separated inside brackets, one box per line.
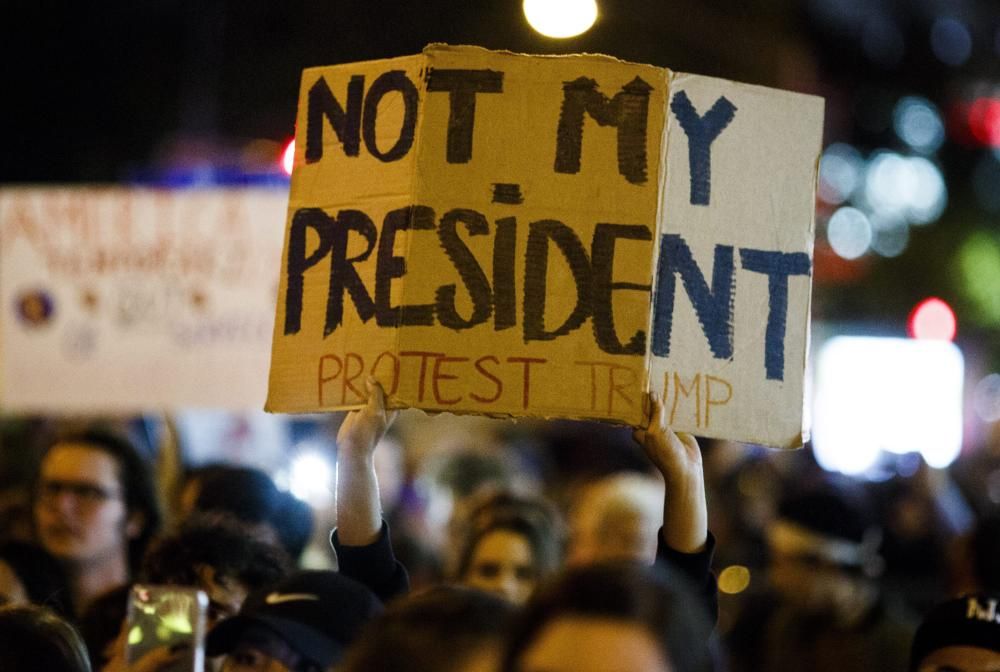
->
[0, 377, 997, 671]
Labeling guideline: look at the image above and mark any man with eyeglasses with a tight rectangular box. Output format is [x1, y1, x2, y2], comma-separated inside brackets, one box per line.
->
[33, 430, 161, 616]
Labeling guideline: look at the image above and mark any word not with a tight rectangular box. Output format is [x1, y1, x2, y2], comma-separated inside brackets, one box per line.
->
[307, 69, 507, 166]
[661, 370, 733, 428]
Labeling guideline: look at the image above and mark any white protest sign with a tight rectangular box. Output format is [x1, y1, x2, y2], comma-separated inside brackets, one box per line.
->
[0, 187, 286, 412]
[647, 73, 823, 447]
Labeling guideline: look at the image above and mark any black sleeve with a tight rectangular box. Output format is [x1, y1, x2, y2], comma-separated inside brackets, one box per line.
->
[330, 520, 410, 603]
[655, 528, 719, 626]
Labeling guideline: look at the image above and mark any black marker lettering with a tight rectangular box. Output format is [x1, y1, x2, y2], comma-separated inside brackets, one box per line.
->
[375, 206, 436, 327]
[491, 183, 524, 205]
[554, 76, 653, 185]
[325, 210, 378, 336]
[305, 75, 364, 163]
[362, 71, 419, 162]
[426, 69, 504, 163]
[523, 220, 593, 341]
[284, 208, 334, 334]
[436, 209, 493, 330]
[591, 223, 653, 354]
[493, 216, 517, 331]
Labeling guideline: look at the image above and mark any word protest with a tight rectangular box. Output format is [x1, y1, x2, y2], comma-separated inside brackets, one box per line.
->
[267, 45, 824, 448]
[0, 187, 286, 412]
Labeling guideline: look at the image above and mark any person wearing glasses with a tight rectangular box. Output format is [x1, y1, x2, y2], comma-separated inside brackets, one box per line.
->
[32, 430, 161, 617]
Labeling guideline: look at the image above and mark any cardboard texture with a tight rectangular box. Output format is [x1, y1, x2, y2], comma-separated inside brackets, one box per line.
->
[648, 73, 824, 448]
[0, 187, 286, 412]
[267, 45, 824, 447]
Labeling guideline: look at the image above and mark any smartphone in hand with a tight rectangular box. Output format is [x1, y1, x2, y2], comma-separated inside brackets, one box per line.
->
[126, 585, 208, 672]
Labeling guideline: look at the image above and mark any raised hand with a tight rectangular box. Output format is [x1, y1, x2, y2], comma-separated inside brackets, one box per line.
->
[335, 377, 397, 546]
[632, 392, 708, 554]
[336, 377, 398, 460]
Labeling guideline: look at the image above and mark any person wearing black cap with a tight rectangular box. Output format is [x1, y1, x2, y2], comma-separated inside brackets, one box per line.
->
[909, 593, 1000, 672]
[206, 570, 382, 672]
[727, 484, 916, 672]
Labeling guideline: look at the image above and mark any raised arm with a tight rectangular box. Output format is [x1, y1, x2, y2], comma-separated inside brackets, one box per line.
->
[331, 377, 410, 601]
[335, 376, 398, 546]
[632, 392, 707, 554]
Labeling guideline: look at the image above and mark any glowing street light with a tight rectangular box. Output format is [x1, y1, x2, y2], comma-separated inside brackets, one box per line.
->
[523, 0, 598, 38]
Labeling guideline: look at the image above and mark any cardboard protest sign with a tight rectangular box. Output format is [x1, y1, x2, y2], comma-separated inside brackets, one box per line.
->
[649, 74, 823, 448]
[267, 44, 823, 447]
[267, 46, 665, 426]
[0, 187, 286, 412]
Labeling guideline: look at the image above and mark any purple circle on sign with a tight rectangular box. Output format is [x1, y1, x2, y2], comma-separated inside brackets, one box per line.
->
[15, 289, 55, 327]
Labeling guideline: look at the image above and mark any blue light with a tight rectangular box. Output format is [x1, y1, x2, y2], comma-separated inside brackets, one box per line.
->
[863, 152, 947, 225]
[818, 143, 864, 205]
[931, 17, 972, 67]
[869, 213, 909, 258]
[893, 96, 945, 154]
[827, 206, 872, 260]
[125, 166, 291, 189]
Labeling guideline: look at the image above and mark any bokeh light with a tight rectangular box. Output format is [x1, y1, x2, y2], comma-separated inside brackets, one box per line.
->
[967, 97, 1000, 147]
[869, 214, 909, 257]
[930, 17, 972, 66]
[818, 143, 864, 204]
[908, 297, 957, 341]
[814, 336, 964, 475]
[864, 152, 946, 225]
[973, 373, 1000, 423]
[827, 206, 872, 259]
[289, 449, 334, 507]
[893, 96, 945, 154]
[956, 232, 1000, 326]
[718, 565, 752, 594]
[523, 0, 598, 38]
